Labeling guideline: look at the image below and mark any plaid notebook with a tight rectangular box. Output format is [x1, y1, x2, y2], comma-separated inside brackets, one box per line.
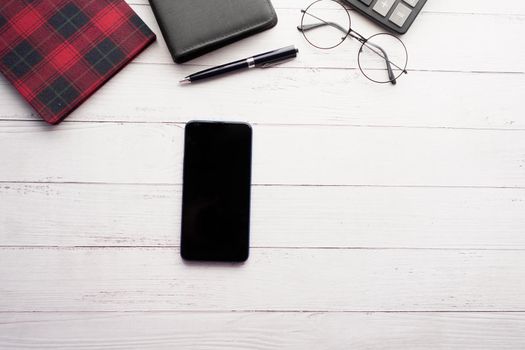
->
[0, 0, 156, 124]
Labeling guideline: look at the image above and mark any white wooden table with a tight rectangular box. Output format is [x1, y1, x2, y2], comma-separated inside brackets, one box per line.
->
[1, 0, 525, 348]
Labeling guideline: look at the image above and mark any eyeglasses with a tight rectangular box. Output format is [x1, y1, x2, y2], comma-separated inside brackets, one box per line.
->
[298, 0, 408, 84]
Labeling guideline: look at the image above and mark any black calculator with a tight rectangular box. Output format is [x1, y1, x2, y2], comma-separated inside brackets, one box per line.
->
[343, 0, 427, 34]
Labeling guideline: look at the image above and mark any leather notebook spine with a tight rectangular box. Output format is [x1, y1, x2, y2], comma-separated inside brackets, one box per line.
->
[148, 0, 180, 63]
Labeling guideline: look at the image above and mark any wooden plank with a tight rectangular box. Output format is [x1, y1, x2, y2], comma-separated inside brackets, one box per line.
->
[1, 248, 524, 311]
[0, 122, 183, 184]
[1, 312, 524, 349]
[122, 5, 525, 73]
[126, 0, 525, 15]
[2, 65, 525, 130]
[2, 184, 525, 249]
[1, 122, 524, 187]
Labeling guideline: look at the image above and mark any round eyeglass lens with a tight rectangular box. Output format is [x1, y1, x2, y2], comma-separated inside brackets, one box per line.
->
[300, 0, 351, 50]
[357, 33, 408, 84]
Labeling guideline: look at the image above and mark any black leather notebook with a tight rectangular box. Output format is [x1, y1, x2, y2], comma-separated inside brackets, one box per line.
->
[149, 0, 278, 63]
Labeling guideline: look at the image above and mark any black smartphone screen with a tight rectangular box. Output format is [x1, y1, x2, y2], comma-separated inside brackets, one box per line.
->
[181, 121, 252, 262]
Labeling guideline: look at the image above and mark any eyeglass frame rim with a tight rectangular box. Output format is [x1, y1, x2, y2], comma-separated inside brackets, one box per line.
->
[298, 0, 409, 84]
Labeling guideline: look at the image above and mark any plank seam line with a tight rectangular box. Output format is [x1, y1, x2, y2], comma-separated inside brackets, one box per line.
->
[1, 246, 525, 251]
[128, 61, 525, 75]
[2, 181, 525, 190]
[3, 119, 525, 132]
[2, 310, 525, 314]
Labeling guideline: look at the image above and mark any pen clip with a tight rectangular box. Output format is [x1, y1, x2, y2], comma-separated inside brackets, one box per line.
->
[260, 57, 296, 68]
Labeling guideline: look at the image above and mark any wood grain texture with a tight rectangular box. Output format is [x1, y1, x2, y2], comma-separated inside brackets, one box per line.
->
[1, 248, 525, 312]
[1, 312, 524, 349]
[2, 183, 525, 249]
[1, 0, 525, 347]
[1, 122, 524, 187]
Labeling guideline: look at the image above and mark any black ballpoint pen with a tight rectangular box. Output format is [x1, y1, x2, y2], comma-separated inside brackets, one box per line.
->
[179, 45, 299, 84]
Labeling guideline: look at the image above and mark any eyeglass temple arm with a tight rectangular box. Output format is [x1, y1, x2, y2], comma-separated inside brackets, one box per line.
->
[297, 22, 349, 39]
[361, 41, 396, 84]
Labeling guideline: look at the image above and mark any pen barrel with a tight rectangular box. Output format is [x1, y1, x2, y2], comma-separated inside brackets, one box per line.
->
[189, 58, 248, 82]
[253, 45, 298, 66]
[183, 45, 298, 83]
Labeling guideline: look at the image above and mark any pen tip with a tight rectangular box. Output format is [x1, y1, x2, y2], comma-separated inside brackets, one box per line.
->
[179, 78, 191, 85]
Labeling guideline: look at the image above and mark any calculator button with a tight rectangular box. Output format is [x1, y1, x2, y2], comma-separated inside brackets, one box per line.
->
[359, 0, 373, 6]
[372, 0, 396, 17]
[389, 2, 412, 27]
[403, 0, 419, 7]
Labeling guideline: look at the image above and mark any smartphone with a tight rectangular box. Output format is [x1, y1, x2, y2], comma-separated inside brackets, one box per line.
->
[180, 121, 252, 262]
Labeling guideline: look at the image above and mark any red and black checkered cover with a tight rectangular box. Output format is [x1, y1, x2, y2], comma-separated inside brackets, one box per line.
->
[0, 0, 156, 124]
